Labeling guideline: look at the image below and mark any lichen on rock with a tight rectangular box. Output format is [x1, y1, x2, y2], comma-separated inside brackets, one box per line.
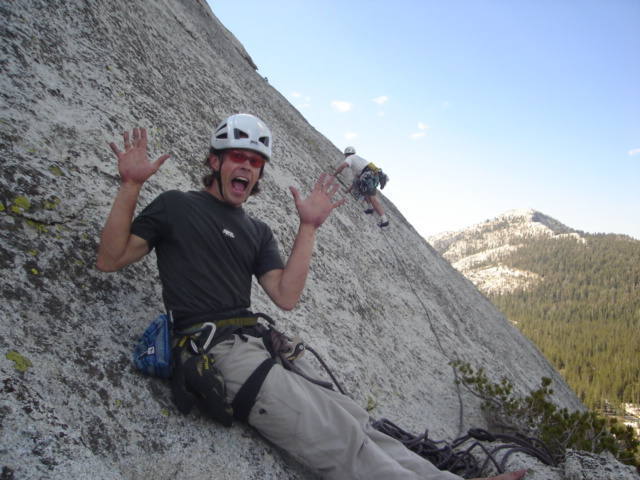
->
[6, 350, 33, 372]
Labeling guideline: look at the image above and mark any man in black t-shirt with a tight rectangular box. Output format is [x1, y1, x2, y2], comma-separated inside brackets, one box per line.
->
[96, 114, 526, 480]
[129, 189, 284, 328]
[97, 114, 339, 317]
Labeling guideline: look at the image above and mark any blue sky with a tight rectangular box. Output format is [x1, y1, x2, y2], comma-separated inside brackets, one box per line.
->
[211, 0, 639, 239]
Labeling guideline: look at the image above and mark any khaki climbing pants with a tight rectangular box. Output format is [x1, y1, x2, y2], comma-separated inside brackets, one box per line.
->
[210, 335, 462, 480]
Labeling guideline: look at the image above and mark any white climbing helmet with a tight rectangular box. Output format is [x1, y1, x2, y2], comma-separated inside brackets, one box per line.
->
[344, 146, 356, 155]
[211, 113, 272, 160]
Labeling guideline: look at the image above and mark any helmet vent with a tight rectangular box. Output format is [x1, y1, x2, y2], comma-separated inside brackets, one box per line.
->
[234, 128, 249, 139]
[216, 133, 228, 139]
[259, 136, 269, 147]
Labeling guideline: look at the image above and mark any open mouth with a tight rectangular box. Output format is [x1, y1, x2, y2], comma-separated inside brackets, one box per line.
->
[231, 176, 249, 194]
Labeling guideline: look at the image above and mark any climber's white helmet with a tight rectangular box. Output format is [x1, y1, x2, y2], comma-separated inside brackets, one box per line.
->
[344, 146, 356, 155]
[211, 113, 272, 160]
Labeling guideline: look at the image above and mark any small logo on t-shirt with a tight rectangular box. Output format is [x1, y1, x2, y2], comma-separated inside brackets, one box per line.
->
[222, 228, 235, 239]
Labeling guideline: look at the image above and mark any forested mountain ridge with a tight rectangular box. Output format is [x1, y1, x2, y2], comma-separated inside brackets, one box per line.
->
[429, 208, 585, 294]
[430, 210, 640, 409]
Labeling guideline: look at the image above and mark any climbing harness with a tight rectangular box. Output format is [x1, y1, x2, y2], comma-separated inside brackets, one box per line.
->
[169, 310, 271, 426]
[166, 309, 344, 426]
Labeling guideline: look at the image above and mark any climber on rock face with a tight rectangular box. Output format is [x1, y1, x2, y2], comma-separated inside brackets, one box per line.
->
[96, 113, 528, 480]
[333, 145, 390, 228]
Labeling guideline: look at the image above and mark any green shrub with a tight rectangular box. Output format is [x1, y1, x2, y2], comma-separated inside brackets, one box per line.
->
[451, 360, 639, 468]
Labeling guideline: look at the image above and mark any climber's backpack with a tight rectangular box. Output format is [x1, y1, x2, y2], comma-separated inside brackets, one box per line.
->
[132, 313, 173, 378]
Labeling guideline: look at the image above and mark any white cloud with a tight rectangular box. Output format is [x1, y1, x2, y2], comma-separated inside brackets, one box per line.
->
[345, 132, 358, 139]
[410, 132, 426, 139]
[291, 92, 312, 109]
[418, 122, 429, 130]
[629, 148, 640, 156]
[331, 100, 353, 112]
[372, 96, 389, 105]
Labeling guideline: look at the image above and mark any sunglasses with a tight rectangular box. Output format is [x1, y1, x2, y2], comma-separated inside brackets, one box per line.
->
[226, 150, 266, 169]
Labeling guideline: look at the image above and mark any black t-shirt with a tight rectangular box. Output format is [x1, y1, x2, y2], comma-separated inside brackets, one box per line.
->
[131, 190, 284, 321]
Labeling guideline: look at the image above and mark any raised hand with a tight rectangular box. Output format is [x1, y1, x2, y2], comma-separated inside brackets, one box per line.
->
[289, 173, 346, 229]
[108, 127, 170, 186]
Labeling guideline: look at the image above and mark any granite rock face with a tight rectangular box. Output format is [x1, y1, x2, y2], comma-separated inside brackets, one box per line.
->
[563, 450, 639, 480]
[1, 1, 623, 479]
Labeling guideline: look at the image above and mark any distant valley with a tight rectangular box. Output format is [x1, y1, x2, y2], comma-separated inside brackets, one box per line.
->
[430, 209, 640, 410]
